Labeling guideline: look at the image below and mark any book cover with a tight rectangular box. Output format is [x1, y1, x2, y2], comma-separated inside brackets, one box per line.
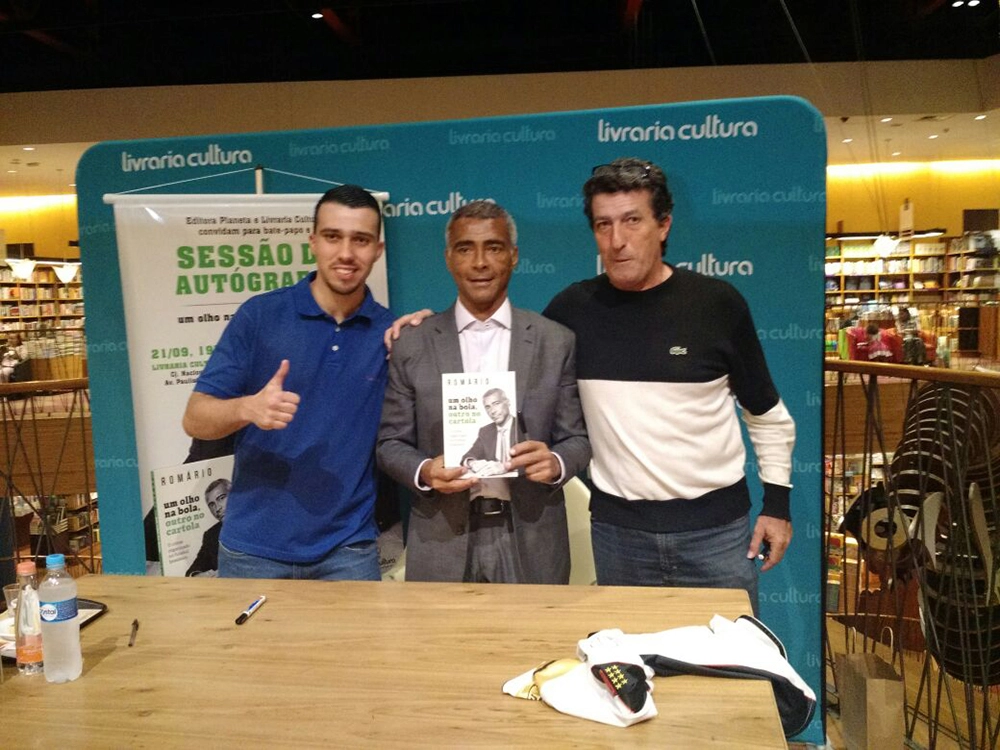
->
[442, 370, 518, 478]
[150, 455, 234, 577]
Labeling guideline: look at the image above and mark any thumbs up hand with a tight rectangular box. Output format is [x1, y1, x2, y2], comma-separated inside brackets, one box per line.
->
[249, 359, 300, 430]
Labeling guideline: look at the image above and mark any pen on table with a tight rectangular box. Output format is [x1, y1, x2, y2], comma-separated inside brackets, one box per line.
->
[235, 594, 267, 625]
[128, 618, 139, 647]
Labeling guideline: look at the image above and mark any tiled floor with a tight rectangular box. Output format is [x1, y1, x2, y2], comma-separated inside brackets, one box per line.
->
[789, 619, 986, 750]
[790, 709, 969, 750]
[788, 714, 843, 750]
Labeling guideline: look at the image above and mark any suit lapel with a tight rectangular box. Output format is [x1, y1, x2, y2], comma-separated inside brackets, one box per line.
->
[430, 307, 464, 374]
[508, 307, 537, 413]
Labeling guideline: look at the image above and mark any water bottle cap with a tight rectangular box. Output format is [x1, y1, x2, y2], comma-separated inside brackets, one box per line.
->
[15, 561, 36, 575]
[45, 553, 66, 568]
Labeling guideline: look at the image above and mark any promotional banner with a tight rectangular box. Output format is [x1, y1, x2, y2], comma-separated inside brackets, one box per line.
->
[78, 97, 827, 742]
[105, 193, 389, 567]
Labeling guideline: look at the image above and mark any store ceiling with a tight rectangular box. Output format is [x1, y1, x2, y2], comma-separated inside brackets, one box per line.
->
[1, 0, 997, 197]
[1, 0, 996, 91]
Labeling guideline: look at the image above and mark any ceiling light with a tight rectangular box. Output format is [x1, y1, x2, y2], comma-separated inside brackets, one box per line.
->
[842, 138, 853, 144]
[892, 151, 901, 156]
[828, 163, 922, 177]
[952, 1, 964, 6]
[6, 170, 15, 174]
[7, 259, 37, 281]
[828, 159, 1000, 177]
[975, 114, 987, 120]
[312, 12, 323, 19]
[874, 235, 899, 256]
[930, 160, 1000, 174]
[968, 0, 980, 5]
[826, 230, 946, 241]
[0, 195, 76, 211]
[928, 134, 939, 139]
[880, 117, 893, 123]
[53, 263, 80, 284]
[22, 147, 35, 151]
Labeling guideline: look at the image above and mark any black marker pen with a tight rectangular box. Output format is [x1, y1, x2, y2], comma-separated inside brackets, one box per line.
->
[235, 594, 267, 625]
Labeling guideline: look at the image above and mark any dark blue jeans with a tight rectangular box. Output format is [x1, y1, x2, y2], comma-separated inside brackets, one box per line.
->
[218, 539, 381, 581]
[591, 514, 759, 615]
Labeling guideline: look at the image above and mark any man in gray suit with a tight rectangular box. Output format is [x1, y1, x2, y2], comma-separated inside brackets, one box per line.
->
[377, 200, 590, 584]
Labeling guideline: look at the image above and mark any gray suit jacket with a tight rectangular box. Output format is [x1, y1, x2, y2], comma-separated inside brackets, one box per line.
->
[376, 305, 590, 583]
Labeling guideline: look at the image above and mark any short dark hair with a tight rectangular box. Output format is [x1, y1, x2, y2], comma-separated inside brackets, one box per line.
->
[583, 157, 674, 226]
[205, 477, 230, 497]
[482, 387, 508, 403]
[445, 200, 518, 246]
[313, 184, 381, 235]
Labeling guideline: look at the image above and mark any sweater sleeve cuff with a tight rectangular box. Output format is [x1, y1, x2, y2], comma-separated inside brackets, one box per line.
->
[761, 483, 791, 521]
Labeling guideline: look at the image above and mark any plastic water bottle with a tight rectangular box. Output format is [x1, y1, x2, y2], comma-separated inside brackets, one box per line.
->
[14, 561, 43, 675]
[936, 335, 951, 369]
[38, 553, 82, 683]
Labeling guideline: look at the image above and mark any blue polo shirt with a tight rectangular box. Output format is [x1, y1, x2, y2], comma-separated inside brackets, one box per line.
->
[194, 272, 394, 563]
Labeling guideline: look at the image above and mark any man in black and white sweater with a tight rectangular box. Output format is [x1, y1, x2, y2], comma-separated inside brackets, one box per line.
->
[543, 157, 795, 612]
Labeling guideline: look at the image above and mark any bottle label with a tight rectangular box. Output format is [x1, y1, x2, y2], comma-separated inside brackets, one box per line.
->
[39, 598, 78, 623]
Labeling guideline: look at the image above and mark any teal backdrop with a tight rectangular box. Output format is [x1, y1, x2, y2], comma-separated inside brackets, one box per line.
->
[76, 96, 827, 742]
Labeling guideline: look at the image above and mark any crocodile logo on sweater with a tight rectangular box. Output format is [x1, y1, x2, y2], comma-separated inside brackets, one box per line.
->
[669, 346, 687, 355]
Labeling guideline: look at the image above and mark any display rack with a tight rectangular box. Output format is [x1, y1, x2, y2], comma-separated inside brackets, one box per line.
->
[824, 236, 950, 307]
[825, 232, 1000, 360]
[0, 264, 84, 334]
[945, 233, 1000, 300]
[17, 492, 101, 576]
[1, 381, 99, 580]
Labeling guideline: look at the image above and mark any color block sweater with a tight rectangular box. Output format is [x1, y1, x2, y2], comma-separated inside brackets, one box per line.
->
[543, 267, 794, 532]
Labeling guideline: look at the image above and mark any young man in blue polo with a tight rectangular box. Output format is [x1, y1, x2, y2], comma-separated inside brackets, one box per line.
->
[182, 184, 394, 580]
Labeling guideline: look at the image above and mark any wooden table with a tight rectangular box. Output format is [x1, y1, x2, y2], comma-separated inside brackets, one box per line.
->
[0, 576, 788, 748]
